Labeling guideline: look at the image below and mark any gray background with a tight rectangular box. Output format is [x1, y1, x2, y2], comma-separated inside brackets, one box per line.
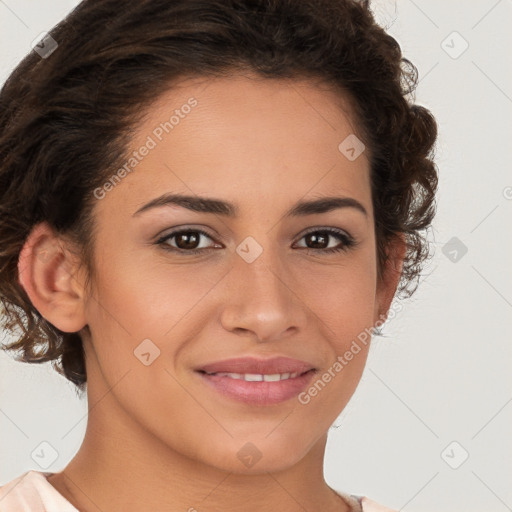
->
[1, 1, 511, 511]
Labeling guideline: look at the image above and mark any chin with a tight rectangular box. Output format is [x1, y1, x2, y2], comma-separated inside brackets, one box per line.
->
[198, 436, 313, 475]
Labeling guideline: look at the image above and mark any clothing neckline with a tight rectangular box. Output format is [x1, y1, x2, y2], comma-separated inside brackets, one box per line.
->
[17, 470, 365, 511]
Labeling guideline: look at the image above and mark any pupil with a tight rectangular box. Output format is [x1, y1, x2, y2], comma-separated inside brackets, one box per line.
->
[308, 232, 327, 249]
[177, 232, 199, 249]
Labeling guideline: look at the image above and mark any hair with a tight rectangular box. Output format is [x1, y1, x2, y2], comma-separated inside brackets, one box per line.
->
[0, 0, 438, 393]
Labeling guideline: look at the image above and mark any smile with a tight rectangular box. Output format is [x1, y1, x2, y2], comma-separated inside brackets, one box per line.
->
[203, 371, 302, 381]
[196, 369, 316, 405]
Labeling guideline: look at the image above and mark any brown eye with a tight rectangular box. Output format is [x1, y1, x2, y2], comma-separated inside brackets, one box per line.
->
[157, 229, 218, 254]
[174, 232, 201, 250]
[304, 232, 329, 249]
[295, 228, 356, 254]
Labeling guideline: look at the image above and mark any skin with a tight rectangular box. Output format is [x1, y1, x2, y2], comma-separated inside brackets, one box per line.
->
[18, 73, 404, 512]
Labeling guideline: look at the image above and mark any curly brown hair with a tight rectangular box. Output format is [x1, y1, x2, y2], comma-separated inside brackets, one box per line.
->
[0, 0, 438, 393]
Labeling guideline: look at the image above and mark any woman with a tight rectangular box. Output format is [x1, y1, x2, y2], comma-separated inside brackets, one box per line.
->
[0, 0, 438, 510]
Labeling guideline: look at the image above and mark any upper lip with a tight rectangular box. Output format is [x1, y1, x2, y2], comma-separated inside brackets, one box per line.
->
[196, 356, 316, 375]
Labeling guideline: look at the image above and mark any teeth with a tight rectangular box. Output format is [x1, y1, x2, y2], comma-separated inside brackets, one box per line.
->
[245, 373, 263, 381]
[212, 371, 300, 381]
[220, 372, 242, 379]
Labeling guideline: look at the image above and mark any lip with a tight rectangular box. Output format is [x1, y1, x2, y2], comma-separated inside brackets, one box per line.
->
[196, 356, 315, 375]
[195, 356, 317, 405]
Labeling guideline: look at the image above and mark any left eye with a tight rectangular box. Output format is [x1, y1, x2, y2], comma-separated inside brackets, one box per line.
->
[293, 228, 356, 253]
[156, 228, 356, 255]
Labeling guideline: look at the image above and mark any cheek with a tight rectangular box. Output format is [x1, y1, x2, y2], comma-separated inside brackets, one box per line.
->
[294, 268, 374, 423]
[293, 251, 376, 386]
[293, 248, 378, 335]
[88, 249, 225, 339]
[82, 252, 234, 403]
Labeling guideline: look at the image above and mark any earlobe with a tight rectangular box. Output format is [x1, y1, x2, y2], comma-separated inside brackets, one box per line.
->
[374, 233, 406, 324]
[17, 222, 87, 333]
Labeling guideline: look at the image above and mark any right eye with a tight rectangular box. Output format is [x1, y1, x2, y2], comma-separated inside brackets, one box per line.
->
[156, 228, 221, 255]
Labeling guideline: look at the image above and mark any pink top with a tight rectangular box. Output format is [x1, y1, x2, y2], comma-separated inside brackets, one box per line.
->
[0, 471, 398, 511]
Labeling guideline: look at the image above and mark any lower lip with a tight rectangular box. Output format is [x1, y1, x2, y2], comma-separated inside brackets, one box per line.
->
[196, 370, 316, 405]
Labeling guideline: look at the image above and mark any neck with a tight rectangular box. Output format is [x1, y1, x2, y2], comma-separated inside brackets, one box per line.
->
[50, 424, 348, 512]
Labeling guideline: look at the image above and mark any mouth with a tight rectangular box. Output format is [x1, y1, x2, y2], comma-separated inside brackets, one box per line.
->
[196, 369, 313, 381]
[194, 356, 317, 405]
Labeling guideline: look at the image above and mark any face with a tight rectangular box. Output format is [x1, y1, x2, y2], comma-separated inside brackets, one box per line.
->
[77, 73, 391, 474]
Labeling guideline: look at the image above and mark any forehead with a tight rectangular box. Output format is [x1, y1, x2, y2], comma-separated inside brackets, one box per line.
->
[138, 72, 363, 150]
[101, 73, 372, 217]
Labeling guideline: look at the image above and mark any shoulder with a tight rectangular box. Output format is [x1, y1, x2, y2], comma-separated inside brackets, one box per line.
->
[335, 489, 398, 512]
[0, 470, 78, 512]
[360, 496, 399, 512]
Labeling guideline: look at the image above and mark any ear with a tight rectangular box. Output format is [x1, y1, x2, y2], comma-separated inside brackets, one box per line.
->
[374, 233, 406, 325]
[17, 222, 88, 333]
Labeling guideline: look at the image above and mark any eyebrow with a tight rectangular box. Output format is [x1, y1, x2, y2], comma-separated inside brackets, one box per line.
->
[133, 193, 368, 218]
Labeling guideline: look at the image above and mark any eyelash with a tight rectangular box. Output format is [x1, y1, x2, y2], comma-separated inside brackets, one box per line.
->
[156, 227, 357, 256]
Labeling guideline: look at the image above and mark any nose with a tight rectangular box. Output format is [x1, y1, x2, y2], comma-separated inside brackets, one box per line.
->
[219, 245, 307, 342]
